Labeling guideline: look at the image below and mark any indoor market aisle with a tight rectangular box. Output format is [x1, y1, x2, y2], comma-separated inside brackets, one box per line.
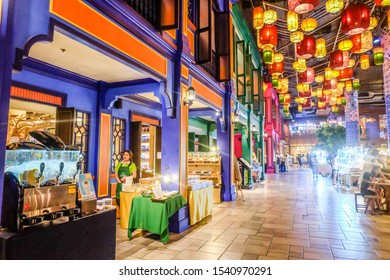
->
[115, 167, 390, 260]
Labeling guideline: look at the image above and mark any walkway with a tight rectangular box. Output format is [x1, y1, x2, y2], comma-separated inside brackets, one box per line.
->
[115, 167, 390, 260]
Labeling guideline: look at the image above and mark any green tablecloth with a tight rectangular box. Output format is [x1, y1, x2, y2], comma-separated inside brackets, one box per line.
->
[127, 194, 187, 244]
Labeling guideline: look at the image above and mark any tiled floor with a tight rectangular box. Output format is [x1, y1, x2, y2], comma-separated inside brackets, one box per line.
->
[115, 167, 390, 260]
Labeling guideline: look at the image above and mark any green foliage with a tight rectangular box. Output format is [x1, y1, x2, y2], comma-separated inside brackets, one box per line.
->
[314, 125, 346, 155]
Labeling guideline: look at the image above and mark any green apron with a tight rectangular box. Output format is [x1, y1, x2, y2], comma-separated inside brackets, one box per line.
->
[116, 163, 131, 206]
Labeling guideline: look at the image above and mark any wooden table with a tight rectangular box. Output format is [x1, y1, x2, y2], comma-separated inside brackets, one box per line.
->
[372, 181, 390, 214]
[128, 194, 187, 244]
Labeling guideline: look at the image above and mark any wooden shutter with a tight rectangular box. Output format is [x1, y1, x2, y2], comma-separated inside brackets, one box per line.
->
[215, 11, 231, 82]
[196, 0, 211, 64]
[236, 41, 245, 101]
[56, 107, 76, 145]
[157, 0, 179, 30]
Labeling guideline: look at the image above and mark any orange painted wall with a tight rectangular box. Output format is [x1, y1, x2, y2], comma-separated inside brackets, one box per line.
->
[97, 112, 111, 197]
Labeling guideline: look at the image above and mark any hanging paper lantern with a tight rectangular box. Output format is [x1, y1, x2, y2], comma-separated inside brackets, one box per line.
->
[268, 61, 284, 75]
[323, 78, 337, 90]
[360, 54, 369, 70]
[388, 10, 390, 29]
[302, 98, 312, 108]
[263, 46, 274, 64]
[288, 0, 319, 14]
[311, 89, 317, 97]
[317, 101, 327, 109]
[298, 68, 315, 84]
[338, 67, 353, 81]
[329, 50, 349, 70]
[277, 78, 289, 93]
[301, 18, 317, 32]
[315, 38, 327, 58]
[274, 53, 284, 63]
[348, 59, 356, 68]
[336, 97, 342, 105]
[283, 105, 289, 113]
[315, 75, 324, 83]
[369, 17, 378, 30]
[272, 76, 279, 88]
[298, 104, 303, 112]
[341, 98, 347, 106]
[323, 89, 332, 96]
[353, 79, 360, 90]
[284, 93, 291, 103]
[350, 31, 373, 54]
[259, 25, 278, 48]
[299, 91, 311, 98]
[290, 31, 304, 43]
[331, 70, 340, 78]
[325, 67, 333, 80]
[295, 97, 300, 103]
[297, 83, 304, 92]
[374, 47, 384, 65]
[296, 35, 316, 59]
[303, 83, 310, 92]
[316, 88, 323, 98]
[337, 82, 345, 89]
[279, 93, 285, 103]
[264, 10, 277, 25]
[287, 11, 299, 32]
[326, 0, 343, 14]
[345, 80, 353, 92]
[332, 105, 339, 113]
[253, 7, 264, 30]
[338, 40, 353, 51]
[375, 0, 390, 6]
[341, 3, 370, 36]
[293, 58, 307, 73]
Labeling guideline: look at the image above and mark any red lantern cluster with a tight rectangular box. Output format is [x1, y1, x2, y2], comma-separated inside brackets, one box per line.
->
[259, 25, 278, 48]
[341, 3, 370, 35]
[323, 78, 337, 90]
[329, 50, 349, 70]
[296, 35, 316, 59]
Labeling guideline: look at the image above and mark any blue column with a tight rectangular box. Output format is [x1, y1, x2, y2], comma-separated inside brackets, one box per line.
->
[345, 90, 360, 147]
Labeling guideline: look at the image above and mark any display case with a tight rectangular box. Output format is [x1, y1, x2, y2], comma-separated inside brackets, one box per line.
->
[131, 122, 161, 181]
[1, 131, 82, 231]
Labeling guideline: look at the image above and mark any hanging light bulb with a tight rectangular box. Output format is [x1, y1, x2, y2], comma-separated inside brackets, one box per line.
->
[287, 11, 299, 32]
[264, 10, 277, 25]
[326, 0, 344, 14]
[253, 7, 264, 30]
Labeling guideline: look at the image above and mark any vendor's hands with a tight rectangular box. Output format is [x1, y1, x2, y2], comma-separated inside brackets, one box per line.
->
[121, 177, 126, 183]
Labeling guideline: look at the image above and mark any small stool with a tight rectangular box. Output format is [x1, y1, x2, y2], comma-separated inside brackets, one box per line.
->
[354, 192, 366, 212]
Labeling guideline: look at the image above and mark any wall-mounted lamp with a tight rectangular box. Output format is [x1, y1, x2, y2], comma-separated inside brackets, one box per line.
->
[184, 86, 196, 106]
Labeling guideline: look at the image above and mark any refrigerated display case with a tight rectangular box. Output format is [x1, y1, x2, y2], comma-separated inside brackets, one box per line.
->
[130, 122, 161, 181]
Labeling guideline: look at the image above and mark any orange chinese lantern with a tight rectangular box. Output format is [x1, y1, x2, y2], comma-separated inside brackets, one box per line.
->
[290, 31, 304, 43]
[259, 25, 278, 48]
[341, 3, 370, 35]
[329, 50, 349, 70]
[338, 40, 353, 51]
[350, 31, 372, 54]
[315, 38, 326, 58]
[268, 61, 284, 75]
[296, 35, 316, 59]
[301, 18, 317, 32]
[287, 11, 299, 32]
[288, 0, 319, 14]
[338, 67, 353, 81]
[345, 81, 352, 92]
[284, 93, 291, 103]
[360, 54, 369, 70]
[253, 7, 264, 30]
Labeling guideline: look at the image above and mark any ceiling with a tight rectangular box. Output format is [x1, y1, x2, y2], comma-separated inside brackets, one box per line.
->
[28, 29, 210, 110]
[239, 0, 387, 119]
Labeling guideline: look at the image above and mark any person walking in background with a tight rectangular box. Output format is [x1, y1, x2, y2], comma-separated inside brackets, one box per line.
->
[310, 154, 319, 179]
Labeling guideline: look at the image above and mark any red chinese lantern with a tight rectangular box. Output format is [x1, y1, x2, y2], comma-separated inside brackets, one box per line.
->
[268, 61, 284, 75]
[296, 35, 316, 59]
[329, 50, 349, 70]
[338, 67, 353, 81]
[259, 25, 278, 48]
[319, 95, 327, 103]
[284, 93, 291, 103]
[341, 3, 370, 36]
[350, 31, 373, 54]
[302, 98, 312, 108]
[323, 78, 337, 90]
[288, 0, 319, 14]
[299, 91, 311, 98]
[298, 68, 315, 84]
